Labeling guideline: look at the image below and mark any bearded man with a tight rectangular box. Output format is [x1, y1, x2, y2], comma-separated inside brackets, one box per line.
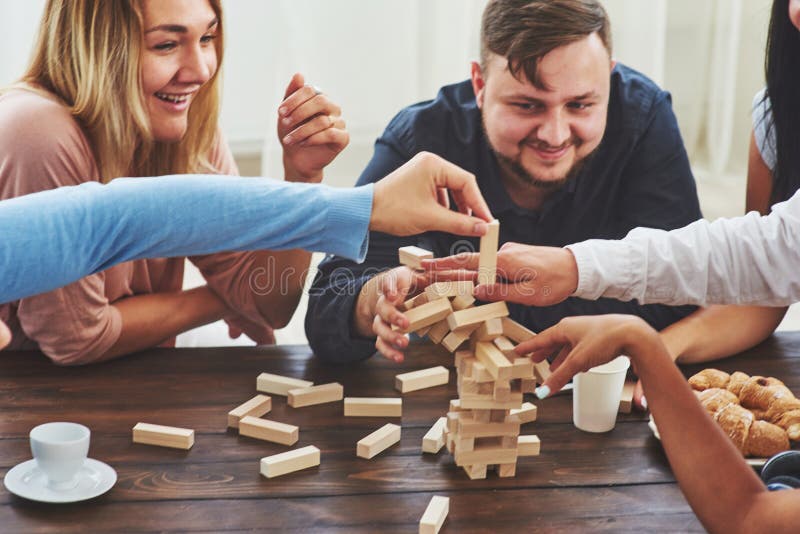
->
[306, 0, 701, 363]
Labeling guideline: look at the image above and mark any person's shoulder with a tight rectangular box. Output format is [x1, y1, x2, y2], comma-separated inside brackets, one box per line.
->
[608, 63, 670, 128]
[384, 80, 480, 151]
[0, 88, 87, 150]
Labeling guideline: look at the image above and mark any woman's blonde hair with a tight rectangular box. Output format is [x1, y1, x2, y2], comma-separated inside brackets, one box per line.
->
[13, 0, 224, 182]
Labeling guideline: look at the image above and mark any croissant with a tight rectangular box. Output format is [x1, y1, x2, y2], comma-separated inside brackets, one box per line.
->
[689, 369, 730, 391]
[713, 403, 789, 457]
[697, 388, 739, 413]
[739, 376, 793, 411]
[726, 371, 750, 396]
[774, 409, 800, 441]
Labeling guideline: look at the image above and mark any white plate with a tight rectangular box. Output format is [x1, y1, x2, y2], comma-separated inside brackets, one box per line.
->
[3, 458, 117, 503]
[648, 415, 767, 468]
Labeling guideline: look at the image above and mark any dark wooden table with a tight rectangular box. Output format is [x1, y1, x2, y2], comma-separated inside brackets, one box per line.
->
[3, 333, 800, 533]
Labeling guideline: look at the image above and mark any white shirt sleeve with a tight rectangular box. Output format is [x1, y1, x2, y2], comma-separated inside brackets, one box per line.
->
[566, 189, 800, 307]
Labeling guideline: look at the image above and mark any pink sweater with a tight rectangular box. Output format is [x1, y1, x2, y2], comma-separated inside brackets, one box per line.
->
[0, 89, 274, 364]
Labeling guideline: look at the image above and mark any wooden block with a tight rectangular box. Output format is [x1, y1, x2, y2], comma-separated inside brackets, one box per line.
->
[260, 445, 320, 478]
[422, 417, 448, 454]
[415, 325, 433, 337]
[497, 463, 517, 478]
[468, 360, 495, 383]
[457, 418, 520, 439]
[455, 445, 517, 467]
[287, 382, 343, 408]
[491, 409, 509, 422]
[454, 436, 475, 453]
[493, 379, 511, 401]
[400, 298, 453, 334]
[454, 350, 472, 368]
[472, 409, 491, 423]
[493, 336, 516, 358]
[228, 394, 272, 428]
[619, 380, 635, 414]
[534, 361, 552, 384]
[477, 219, 499, 285]
[427, 319, 451, 344]
[448, 399, 462, 412]
[357, 423, 401, 459]
[402, 292, 428, 311]
[510, 358, 534, 380]
[451, 293, 476, 310]
[459, 392, 523, 410]
[475, 341, 512, 380]
[395, 366, 449, 393]
[446, 301, 509, 331]
[510, 402, 538, 423]
[518, 435, 541, 456]
[501, 317, 536, 343]
[475, 318, 503, 341]
[425, 280, 474, 301]
[520, 378, 537, 393]
[441, 323, 480, 353]
[419, 495, 449, 534]
[344, 397, 402, 417]
[464, 464, 487, 480]
[239, 416, 298, 445]
[257, 372, 313, 396]
[399, 245, 433, 270]
[132, 423, 194, 450]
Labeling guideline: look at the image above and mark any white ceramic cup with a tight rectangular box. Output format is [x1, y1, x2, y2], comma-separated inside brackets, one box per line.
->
[573, 356, 631, 433]
[29, 422, 90, 490]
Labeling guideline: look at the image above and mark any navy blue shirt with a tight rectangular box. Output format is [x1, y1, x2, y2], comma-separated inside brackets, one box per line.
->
[306, 65, 701, 363]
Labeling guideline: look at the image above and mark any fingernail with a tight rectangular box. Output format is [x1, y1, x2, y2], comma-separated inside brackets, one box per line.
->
[641, 396, 648, 410]
[534, 385, 550, 399]
[474, 222, 488, 234]
[279, 106, 287, 116]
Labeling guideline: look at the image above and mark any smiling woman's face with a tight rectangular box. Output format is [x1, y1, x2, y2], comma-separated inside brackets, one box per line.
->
[140, 0, 219, 142]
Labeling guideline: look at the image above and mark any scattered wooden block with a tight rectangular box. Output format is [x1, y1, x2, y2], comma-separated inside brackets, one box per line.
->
[475, 317, 504, 341]
[239, 416, 298, 445]
[228, 394, 272, 428]
[510, 402, 538, 423]
[518, 435, 541, 456]
[477, 219, 500, 285]
[344, 397, 402, 417]
[287, 382, 344, 408]
[400, 298, 453, 334]
[357, 423, 401, 459]
[619, 380, 636, 414]
[475, 341, 512, 380]
[501, 317, 536, 343]
[446, 301, 509, 331]
[422, 417, 448, 454]
[260, 445, 320, 478]
[395, 366, 449, 393]
[132, 423, 194, 450]
[257, 372, 313, 396]
[424, 280, 474, 301]
[399, 245, 433, 270]
[419, 495, 449, 534]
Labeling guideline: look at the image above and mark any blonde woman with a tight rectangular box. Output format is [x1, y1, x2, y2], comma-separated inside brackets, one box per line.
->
[0, 0, 349, 364]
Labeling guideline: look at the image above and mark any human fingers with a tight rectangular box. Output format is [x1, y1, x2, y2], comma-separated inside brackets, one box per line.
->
[283, 114, 341, 146]
[431, 159, 492, 222]
[281, 72, 305, 100]
[421, 253, 480, 272]
[280, 94, 342, 132]
[514, 322, 571, 356]
[375, 328, 406, 362]
[278, 83, 320, 119]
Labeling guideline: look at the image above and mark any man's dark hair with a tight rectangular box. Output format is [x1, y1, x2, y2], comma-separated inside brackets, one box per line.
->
[480, 0, 612, 87]
[763, 0, 800, 205]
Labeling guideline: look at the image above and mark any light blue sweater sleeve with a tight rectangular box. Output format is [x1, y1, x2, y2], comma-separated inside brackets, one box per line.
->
[0, 175, 373, 303]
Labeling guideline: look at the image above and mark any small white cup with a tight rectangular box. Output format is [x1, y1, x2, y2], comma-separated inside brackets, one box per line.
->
[30, 422, 90, 491]
[573, 356, 631, 433]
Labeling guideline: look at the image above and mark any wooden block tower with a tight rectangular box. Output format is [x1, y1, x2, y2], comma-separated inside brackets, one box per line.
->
[398, 223, 547, 479]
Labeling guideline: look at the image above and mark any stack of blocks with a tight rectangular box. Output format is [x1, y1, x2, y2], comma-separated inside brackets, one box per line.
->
[399, 221, 548, 479]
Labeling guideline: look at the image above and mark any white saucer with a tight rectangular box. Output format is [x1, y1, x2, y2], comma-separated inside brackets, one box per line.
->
[3, 458, 116, 503]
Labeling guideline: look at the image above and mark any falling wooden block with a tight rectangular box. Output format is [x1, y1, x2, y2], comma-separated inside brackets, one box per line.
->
[419, 495, 450, 534]
[400, 298, 453, 334]
[228, 394, 272, 428]
[257, 372, 313, 396]
[510, 402, 538, 423]
[619, 380, 636, 414]
[501, 317, 536, 343]
[395, 366, 449, 393]
[357, 423, 401, 459]
[344, 397, 402, 417]
[477, 219, 500, 285]
[441, 323, 480, 353]
[260, 445, 320, 478]
[518, 435, 541, 456]
[475, 341, 512, 380]
[132, 423, 194, 450]
[422, 417, 448, 454]
[446, 301, 509, 331]
[239, 416, 298, 445]
[287, 382, 343, 408]
[425, 280, 474, 301]
[475, 318, 503, 341]
[399, 246, 433, 270]
[427, 319, 451, 344]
